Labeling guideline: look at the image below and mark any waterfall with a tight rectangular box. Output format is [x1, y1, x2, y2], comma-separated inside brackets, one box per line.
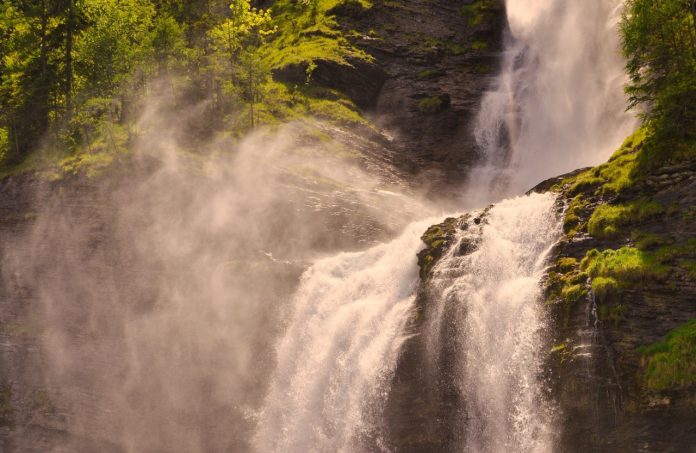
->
[254, 220, 434, 453]
[257, 1, 630, 451]
[426, 193, 561, 451]
[467, 0, 636, 204]
[256, 194, 562, 452]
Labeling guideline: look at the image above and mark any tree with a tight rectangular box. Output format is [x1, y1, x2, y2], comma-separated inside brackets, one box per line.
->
[209, 0, 275, 127]
[151, 14, 188, 76]
[621, 0, 696, 145]
[74, 0, 156, 98]
[0, 0, 65, 162]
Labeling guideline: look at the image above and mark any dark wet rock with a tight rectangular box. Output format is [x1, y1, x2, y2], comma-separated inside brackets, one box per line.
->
[527, 167, 592, 194]
[545, 158, 696, 452]
[272, 57, 388, 110]
[416, 216, 460, 279]
[338, 0, 507, 188]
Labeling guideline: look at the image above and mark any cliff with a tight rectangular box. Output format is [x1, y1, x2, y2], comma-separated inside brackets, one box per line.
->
[543, 130, 696, 451]
[410, 130, 696, 451]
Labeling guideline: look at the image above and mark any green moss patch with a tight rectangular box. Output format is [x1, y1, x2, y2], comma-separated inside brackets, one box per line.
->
[557, 257, 579, 272]
[546, 267, 589, 309]
[418, 217, 462, 279]
[639, 320, 696, 390]
[591, 276, 619, 300]
[580, 247, 670, 284]
[417, 95, 448, 114]
[564, 128, 648, 196]
[0, 383, 12, 427]
[563, 195, 588, 235]
[598, 303, 626, 324]
[460, 0, 499, 27]
[587, 198, 663, 239]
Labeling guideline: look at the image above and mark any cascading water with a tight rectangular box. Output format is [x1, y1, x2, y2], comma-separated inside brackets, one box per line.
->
[254, 220, 433, 453]
[257, 1, 634, 451]
[425, 193, 561, 451]
[468, 0, 636, 205]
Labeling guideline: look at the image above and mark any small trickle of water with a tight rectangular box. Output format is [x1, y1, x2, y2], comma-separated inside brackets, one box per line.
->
[426, 193, 562, 452]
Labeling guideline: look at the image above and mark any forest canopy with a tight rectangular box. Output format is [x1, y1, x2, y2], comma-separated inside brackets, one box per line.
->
[0, 0, 371, 170]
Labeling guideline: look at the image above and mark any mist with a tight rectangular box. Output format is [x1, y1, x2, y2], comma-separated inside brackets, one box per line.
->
[0, 86, 437, 452]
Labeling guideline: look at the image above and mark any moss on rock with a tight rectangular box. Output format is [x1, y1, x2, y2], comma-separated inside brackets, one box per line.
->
[417, 216, 464, 280]
[0, 383, 13, 427]
[639, 320, 696, 391]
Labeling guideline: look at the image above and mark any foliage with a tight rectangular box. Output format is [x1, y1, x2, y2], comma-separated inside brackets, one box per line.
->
[561, 283, 585, 303]
[591, 276, 619, 300]
[639, 320, 696, 390]
[0, 0, 378, 173]
[557, 257, 578, 272]
[460, 0, 498, 27]
[209, 0, 276, 127]
[621, 0, 696, 166]
[563, 195, 587, 235]
[76, 0, 156, 96]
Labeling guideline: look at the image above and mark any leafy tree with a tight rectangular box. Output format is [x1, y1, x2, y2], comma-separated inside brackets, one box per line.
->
[0, 0, 69, 162]
[209, 0, 275, 126]
[74, 0, 156, 98]
[621, 0, 696, 148]
[151, 14, 188, 75]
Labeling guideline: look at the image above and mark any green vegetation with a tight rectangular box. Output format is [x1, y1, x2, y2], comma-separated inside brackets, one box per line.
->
[418, 217, 461, 279]
[470, 39, 489, 51]
[417, 69, 441, 80]
[639, 320, 696, 390]
[587, 198, 663, 239]
[0, 383, 12, 426]
[563, 195, 588, 235]
[545, 261, 589, 311]
[580, 247, 669, 284]
[460, 0, 497, 27]
[578, 240, 696, 296]
[563, 128, 648, 196]
[557, 257, 578, 272]
[632, 231, 673, 251]
[621, 0, 696, 169]
[591, 276, 618, 300]
[263, 0, 371, 69]
[417, 96, 445, 114]
[561, 283, 585, 303]
[0, 0, 375, 177]
[597, 302, 626, 324]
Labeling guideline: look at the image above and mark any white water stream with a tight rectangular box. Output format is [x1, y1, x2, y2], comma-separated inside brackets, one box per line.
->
[254, 220, 433, 452]
[427, 194, 561, 451]
[256, 1, 633, 452]
[468, 0, 635, 205]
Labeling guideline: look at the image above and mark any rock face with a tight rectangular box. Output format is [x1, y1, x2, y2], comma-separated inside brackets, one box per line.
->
[539, 145, 696, 451]
[384, 212, 483, 452]
[406, 137, 696, 451]
[333, 0, 506, 186]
